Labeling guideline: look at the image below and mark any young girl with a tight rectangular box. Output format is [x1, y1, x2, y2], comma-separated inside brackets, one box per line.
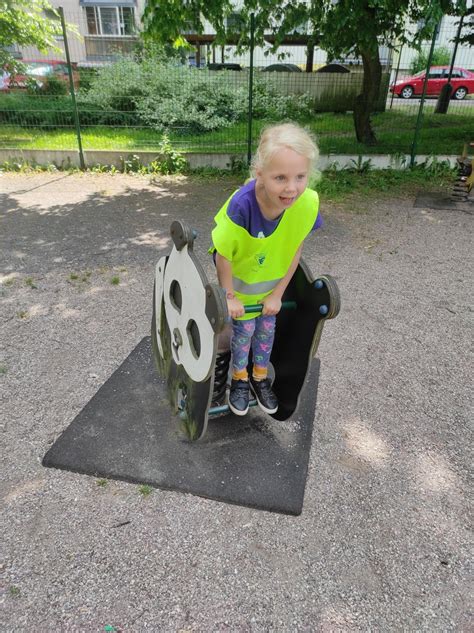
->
[211, 123, 322, 416]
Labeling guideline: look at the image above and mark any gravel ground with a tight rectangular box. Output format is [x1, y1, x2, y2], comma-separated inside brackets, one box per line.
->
[1, 172, 472, 631]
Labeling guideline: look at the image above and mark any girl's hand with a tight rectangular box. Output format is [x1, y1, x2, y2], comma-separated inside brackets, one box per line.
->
[227, 296, 245, 319]
[260, 293, 282, 316]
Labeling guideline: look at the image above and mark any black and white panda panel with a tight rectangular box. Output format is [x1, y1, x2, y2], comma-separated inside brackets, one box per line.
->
[151, 221, 227, 440]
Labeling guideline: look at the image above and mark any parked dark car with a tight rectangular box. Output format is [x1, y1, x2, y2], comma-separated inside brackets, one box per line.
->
[316, 63, 350, 73]
[207, 63, 242, 71]
[263, 63, 302, 72]
[390, 66, 474, 100]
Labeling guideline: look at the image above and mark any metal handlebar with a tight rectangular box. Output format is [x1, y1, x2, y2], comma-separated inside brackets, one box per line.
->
[243, 301, 297, 314]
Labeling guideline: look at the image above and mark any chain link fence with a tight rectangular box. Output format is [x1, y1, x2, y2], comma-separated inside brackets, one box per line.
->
[0, 6, 472, 167]
[388, 15, 473, 164]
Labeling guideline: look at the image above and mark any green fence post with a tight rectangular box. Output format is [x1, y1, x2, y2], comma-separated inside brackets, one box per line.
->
[59, 6, 85, 170]
[435, 12, 465, 114]
[410, 21, 439, 168]
[246, 13, 255, 167]
[389, 45, 403, 110]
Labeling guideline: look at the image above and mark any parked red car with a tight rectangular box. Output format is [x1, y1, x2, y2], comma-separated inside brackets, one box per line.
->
[0, 60, 79, 91]
[390, 66, 474, 100]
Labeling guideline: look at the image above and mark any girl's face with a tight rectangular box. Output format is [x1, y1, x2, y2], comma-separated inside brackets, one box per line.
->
[255, 147, 310, 216]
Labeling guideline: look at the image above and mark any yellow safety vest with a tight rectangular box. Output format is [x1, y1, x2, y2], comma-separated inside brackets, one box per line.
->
[210, 187, 319, 320]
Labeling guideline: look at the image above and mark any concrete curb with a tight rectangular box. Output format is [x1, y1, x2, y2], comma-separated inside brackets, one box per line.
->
[0, 148, 461, 171]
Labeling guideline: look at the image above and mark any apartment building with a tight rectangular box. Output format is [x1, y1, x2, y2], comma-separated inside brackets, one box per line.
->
[12, 1, 473, 71]
[14, 0, 328, 69]
[16, 0, 146, 65]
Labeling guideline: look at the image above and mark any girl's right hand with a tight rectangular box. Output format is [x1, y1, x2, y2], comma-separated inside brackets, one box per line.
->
[227, 296, 245, 319]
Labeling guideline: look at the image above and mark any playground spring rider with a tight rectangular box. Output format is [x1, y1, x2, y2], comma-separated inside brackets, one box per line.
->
[152, 221, 340, 440]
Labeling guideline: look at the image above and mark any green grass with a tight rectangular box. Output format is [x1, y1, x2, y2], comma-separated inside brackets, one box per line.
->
[0, 107, 472, 155]
[317, 161, 456, 202]
[24, 277, 37, 289]
[68, 271, 92, 283]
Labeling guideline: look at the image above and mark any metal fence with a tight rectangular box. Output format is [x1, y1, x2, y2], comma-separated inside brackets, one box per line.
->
[0, 7, 472, 168]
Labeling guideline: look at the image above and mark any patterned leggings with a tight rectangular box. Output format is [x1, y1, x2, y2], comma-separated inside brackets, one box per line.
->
[231, 315, 276, 373]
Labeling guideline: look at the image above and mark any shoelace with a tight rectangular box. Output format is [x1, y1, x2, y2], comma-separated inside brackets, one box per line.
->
[253, 378, 275, 399]
[231, 380, 250, 399]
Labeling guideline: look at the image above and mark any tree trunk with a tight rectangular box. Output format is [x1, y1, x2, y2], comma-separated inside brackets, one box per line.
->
[435, 83, 452, 114]
[353, 49, 382, 145]
[305, 44, 314, 73]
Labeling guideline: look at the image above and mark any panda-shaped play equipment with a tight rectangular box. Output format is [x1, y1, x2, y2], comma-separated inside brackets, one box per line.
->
[152, 220, 340, 441]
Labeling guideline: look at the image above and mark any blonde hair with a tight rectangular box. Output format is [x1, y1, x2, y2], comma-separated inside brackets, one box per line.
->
[250, 123, 319, 178]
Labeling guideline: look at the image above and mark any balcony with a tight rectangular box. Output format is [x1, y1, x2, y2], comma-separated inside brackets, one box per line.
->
[85, 36, 139, 61]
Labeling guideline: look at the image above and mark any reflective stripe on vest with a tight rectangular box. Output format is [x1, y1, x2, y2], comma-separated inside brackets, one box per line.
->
[232, 276, 283, 295]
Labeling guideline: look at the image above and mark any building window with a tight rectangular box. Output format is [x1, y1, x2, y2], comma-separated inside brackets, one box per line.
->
[427, 68, 444, 78]
[416, 17, 443, 41]
[85, 6, 136, 36]
[226, 12, 244, 32]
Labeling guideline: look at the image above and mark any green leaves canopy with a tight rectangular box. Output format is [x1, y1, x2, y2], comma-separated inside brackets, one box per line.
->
[0, 0, 64, 71]
[142, 0, 459, 57]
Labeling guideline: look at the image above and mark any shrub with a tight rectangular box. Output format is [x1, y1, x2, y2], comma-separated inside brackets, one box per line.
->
[251, 75, 313, 119]
[118, 139, 187, 175]
[136, 66, 248, 133]
[77, 67, 99, 93]
[409, 47, 451, 75]
[80, 58, 145, 112]
[83, 57, 313, 133]
[0, 94, 75, 127]
[39, 75, 69, 96]
[152, 134, 187, 174]
[0, 93, 121, 128]
[0, 56, 314, 132]
[25, 75, 68, 96]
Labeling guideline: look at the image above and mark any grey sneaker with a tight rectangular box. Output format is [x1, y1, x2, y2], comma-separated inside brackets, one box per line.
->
[228, 379, 250, 416]
[250, 376, 278, 414]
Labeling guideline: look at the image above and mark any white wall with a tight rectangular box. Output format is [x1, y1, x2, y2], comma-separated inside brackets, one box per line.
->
[392, 10, 474, 77]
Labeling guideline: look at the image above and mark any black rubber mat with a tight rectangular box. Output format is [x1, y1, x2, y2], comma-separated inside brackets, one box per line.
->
[414, 192, 473, 214]
[43, 337, 320, 515]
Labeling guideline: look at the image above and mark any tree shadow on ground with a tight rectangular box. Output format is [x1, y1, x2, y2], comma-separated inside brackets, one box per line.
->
[0, 175, 240, 276]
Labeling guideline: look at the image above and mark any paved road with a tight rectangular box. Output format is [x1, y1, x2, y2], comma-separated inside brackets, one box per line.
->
[1, 173, 472, 630]
[387, 95, 474, 109]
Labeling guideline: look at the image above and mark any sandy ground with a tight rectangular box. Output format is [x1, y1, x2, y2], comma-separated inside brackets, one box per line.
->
[1, 172, 472, 631]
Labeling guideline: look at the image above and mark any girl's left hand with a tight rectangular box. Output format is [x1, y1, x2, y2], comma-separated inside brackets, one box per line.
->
[260, 293, 282, 316]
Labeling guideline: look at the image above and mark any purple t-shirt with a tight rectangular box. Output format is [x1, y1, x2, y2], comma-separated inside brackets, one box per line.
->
[226, 179, 322, 238]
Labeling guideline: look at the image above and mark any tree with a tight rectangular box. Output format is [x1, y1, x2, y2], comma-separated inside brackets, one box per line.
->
[434, 4, 472, 114]
[457, 5, 473, 46]
[143, 0, 458, 145]
[409, 46, 451, 74]
[0, 0, 64, 72]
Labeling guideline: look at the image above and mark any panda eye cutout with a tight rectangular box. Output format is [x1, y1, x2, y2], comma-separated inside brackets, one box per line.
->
[169, 280, 182, 313]
[186, 319, 201, 359]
